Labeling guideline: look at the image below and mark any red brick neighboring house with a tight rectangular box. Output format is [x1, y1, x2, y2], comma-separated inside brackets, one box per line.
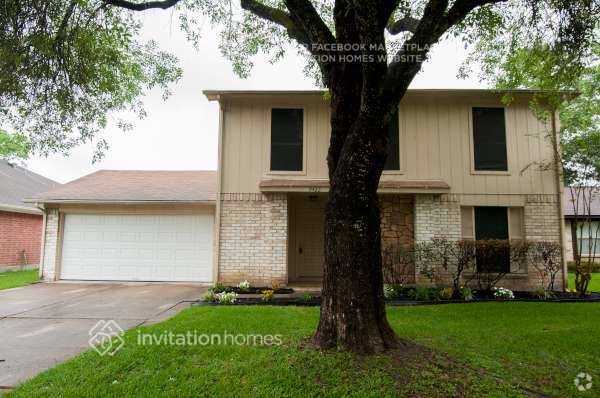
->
[0, 160, 59, 270]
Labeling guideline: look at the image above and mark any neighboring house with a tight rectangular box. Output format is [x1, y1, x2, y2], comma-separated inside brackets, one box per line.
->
[563, 187, 600, 262]
[30, 89, 565, 290]
[0, 160, 59, 270]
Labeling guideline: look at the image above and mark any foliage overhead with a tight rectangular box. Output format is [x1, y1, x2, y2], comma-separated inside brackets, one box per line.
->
[0, 129, 30, 161]
[1, 0, 597, 160]
[0, 0, 182, 160]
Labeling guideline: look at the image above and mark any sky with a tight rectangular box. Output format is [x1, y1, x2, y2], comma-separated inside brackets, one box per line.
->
[26, 9, 484, 184]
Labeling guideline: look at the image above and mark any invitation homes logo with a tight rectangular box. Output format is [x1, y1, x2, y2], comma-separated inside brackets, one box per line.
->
[88, 319, 282, 356]
[88, 320, 125, 356]
[136, 330, 283, 347]
[574, 372, 593, 392]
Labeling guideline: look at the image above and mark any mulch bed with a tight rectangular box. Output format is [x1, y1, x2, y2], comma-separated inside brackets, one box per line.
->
[212, 286, 295, 295]
[195, 290, 600, 306]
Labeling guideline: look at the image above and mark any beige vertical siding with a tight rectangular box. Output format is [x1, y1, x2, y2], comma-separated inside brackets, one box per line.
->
[219, 91, 558, 202]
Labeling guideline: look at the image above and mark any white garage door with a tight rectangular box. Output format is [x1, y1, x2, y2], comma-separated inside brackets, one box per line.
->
[60, 213, 213, 282]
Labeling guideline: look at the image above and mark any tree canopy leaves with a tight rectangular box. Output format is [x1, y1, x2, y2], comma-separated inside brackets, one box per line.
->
[0, 0, 182, 160]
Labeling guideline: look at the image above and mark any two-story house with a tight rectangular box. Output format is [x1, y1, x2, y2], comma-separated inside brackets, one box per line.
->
[31, 89, 565, 291]
[206, 89, 564, 290]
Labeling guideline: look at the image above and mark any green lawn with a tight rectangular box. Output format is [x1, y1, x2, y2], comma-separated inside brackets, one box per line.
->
[568, 272, 600, 292]
[0, 269, 39, 290]
[9, 303, 599, 397]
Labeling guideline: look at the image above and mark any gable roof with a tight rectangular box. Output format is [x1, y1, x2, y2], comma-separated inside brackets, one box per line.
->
[26, 170, 217, 204]
[564, 187, 600, 218]
[0, 160, 59, 214]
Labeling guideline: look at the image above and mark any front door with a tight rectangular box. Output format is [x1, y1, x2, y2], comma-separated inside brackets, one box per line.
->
[290, 195, 326, 281]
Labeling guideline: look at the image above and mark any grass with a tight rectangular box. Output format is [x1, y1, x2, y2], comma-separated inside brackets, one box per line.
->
[9, 302, 600, 397]
[568, 272, 600, 292]
[0, 269, 39, 290]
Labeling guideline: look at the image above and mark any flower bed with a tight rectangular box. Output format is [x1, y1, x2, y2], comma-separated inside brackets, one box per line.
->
[198, 282, 600, 306]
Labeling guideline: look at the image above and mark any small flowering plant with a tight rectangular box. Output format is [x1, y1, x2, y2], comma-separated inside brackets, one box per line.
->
[261, 289, 274, 302]
[216, 291, 238, 304]
[383, 284, 396, 300]
[493, 287, 514, 300]
[238, 280, 251, 292]
[202, 289, 217, 303]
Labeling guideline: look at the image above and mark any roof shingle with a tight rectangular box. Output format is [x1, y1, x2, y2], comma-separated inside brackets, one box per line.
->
[27, 170, 217, 204]
[0, 160, 59, 213]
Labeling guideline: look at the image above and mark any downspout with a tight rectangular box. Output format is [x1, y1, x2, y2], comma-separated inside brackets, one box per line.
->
[36, 203, 46, 280]
[213, 97, 225, 284]
[550, 110, 568, 291]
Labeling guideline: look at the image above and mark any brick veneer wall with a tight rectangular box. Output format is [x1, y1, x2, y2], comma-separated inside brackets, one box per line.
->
[414, 194, 461, 242]
[412, 193, 564, 291]
[40, 208, 60, 281]
[218, 193, 288, 286]
[0, 210, 43, 268]
[517, 194, 564, 290]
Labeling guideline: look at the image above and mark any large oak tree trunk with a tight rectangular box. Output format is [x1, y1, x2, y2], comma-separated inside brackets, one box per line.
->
[312, 88, 400, 353]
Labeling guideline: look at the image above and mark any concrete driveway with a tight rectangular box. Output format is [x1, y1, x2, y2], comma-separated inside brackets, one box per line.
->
[0, 282, 205, 388]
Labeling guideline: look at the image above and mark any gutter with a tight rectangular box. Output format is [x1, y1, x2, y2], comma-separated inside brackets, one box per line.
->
[22, 199, 217, 206]
[551, 111, 569, 291]
[0, 203, 42, 215]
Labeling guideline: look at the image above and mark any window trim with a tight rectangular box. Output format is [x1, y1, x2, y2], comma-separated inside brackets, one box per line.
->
[382, 106, 405, 175]
[462, 205, 527, 274]
[468, 106, 511, 176]
[266, 106, 307, 176]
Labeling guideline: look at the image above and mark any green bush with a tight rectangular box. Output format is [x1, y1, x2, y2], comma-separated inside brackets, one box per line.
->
[438, 287, 454, 300]
[409, 286, 439, 301]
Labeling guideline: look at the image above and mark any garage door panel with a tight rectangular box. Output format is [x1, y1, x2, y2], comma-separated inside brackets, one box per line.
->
[60, 213, 213, 282]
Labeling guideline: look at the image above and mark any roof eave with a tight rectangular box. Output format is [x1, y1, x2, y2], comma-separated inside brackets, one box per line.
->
[23, 199, 216, 206]
[0, 203, 43, 215]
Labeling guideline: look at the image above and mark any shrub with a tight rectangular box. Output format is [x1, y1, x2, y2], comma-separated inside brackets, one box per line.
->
[238, 280, 251, 292]
[529, 241, 562, 293]
[438, 287, 454, 300]
[460, 286, 474, 301]
[300, 292, 313, 302]
[415, 238, 477, 298]
[216, 291, 238, 304]
[410, 286, 438, 301]
[492, 287, 514, 300]
[261, 289, 274, 302]
[212, 282, 226, 293]
[383, 284, 397, 300]
[202, 290, 217, 303]
[382, 244, 415, 284]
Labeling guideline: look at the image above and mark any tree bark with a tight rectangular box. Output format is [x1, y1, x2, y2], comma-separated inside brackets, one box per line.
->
[313, 85, 400, 354]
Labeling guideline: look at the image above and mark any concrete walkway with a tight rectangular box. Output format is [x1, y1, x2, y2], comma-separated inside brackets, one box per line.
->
[0, 282, 205, 388]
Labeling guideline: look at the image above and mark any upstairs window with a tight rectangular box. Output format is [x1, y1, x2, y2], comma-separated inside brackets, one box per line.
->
[472, 107, 508, 171]
[270, 108, 303, 171]
[384, 109, 400, 171]
[474, 206, 510, 273]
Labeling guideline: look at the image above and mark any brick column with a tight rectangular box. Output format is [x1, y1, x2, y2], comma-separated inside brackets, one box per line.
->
[218, 193, 288, 286]
[40, 208, 60, 281]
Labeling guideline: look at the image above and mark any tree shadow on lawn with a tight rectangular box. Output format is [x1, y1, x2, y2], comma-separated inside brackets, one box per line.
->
[299, 337, 534, 397]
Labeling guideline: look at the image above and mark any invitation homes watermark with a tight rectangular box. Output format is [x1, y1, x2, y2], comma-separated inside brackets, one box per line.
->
[88, 319, 283, 357]
[307, 42, 431, 64]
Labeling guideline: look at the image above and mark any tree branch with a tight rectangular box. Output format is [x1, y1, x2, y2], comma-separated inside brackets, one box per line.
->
[444, 0, 508, 27]
[383, 0, 507, 110]
[284, 0, 335, 48]
[241, 0, 334, 85]
[386, 15, 420, 34]
[240, 0, 298, 32]
[103, 0, 181, 11]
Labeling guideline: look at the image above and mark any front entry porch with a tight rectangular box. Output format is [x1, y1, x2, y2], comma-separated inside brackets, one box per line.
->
[288, 194, 326, 283]
[286, 193, 416, 284]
